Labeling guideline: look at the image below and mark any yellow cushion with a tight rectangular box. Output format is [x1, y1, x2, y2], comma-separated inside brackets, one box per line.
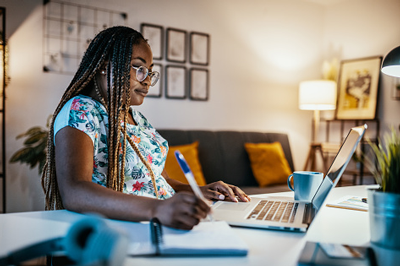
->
[165, 141, 207, 186]
[244, 142, 292, 187]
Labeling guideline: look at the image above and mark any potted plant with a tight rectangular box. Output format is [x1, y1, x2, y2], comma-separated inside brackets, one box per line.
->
[367, 127, 400, 250]
[10, 116, 51, 174]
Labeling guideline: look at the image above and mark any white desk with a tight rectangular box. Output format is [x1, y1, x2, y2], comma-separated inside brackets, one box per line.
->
[0, 185, 392, 266]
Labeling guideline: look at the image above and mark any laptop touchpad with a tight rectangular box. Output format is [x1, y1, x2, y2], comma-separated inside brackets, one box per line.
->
[215, 203, 250, 211]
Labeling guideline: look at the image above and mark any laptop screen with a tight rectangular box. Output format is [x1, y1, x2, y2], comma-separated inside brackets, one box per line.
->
[311, 124, 367, 210]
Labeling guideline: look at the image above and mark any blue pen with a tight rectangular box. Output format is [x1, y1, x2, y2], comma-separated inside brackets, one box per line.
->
[174, 150, 214, 222]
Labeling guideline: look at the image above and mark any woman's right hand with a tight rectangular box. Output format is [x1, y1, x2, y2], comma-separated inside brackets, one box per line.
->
[153, 192, 211, 230]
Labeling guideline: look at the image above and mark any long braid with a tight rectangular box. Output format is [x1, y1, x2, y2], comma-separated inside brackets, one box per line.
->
[109, 37, 123, 190]
[42, 42, 113, 210]
[115, 35, 132, 192]
[115, 39, 125, 191]
[42, 26, 150, 210]
[108, 39, 121, 190]
[117, 36, 133, 192]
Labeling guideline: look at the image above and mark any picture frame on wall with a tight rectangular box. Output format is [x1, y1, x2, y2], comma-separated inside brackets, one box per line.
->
[335, 56, 382, 120]
[190, 32, 209, 66]
[391, 77, 400, 100]
[166, 65, 186, 99]
[140, 23, 163, 60]
[190, 68, 209, 101]
[147, 64, 162, 98]
[166, 28, 186, 63]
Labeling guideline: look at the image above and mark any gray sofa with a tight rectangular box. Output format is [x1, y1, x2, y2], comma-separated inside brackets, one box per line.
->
[157, 129, 294, 195]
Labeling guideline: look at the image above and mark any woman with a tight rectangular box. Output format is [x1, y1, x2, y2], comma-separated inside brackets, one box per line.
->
[42, 26, 250, 230]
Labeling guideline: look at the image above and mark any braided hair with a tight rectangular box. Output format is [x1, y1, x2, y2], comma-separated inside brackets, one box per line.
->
[41, 26, 147, 210]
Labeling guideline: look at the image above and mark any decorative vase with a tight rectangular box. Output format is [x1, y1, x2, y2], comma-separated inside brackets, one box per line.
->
[368, 188, 400, 250]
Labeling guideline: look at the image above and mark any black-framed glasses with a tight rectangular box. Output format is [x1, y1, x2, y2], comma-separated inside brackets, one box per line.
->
[132, 65, 160, 87]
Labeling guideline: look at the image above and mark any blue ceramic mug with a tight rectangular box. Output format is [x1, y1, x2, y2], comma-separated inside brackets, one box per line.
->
[287, 171, 324, 201]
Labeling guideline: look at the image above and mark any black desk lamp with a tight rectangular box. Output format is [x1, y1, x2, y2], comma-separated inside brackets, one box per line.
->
[381, 46, 400, 78]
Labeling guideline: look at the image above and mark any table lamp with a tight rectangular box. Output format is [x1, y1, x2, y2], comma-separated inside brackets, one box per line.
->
[299, 80, 337, 142]
[381, 45, 400, 77]
[299, 80, 337, 171]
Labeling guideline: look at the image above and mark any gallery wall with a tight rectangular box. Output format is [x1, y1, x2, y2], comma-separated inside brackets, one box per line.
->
[1, 0, 399, 212]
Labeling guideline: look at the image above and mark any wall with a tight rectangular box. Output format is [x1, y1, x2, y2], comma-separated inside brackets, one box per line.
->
[0, 0, 399, 212]
[323, 0, 400, 139]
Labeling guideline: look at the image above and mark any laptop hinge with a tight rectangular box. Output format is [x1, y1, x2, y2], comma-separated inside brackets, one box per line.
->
[302, 203, 315, 225]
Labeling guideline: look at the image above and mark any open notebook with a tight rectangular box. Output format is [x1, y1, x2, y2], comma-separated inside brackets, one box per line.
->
[108, 218, 248, 256]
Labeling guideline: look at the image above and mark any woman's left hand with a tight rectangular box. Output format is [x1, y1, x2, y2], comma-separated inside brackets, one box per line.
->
[200, 181, 251, 202]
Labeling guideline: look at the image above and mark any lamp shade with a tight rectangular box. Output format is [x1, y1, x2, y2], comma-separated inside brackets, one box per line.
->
[381, 45, 400, 77]
[299, 80, 337, 110]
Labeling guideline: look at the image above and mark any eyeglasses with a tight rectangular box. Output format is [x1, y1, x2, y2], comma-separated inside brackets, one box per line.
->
[131, 65, 160, 87]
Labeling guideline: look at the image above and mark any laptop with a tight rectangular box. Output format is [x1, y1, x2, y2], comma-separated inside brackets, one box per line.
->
[211, 124, 367, 232]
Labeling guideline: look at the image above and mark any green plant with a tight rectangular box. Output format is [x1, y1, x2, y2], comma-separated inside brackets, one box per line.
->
[367, 127, 400, 193]
[10, 116, 51, 174]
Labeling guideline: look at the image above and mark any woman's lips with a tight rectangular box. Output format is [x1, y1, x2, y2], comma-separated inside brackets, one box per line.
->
[134, 88, 148, 97]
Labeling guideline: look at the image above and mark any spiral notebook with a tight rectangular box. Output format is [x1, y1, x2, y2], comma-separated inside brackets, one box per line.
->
[109, 218, 248, 256]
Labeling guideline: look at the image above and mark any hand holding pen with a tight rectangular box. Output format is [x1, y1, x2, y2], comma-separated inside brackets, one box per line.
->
[175, 151, 215, 221]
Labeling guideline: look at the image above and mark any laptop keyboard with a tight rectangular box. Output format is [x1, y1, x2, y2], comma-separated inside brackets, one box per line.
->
[246, 200, 298, 223]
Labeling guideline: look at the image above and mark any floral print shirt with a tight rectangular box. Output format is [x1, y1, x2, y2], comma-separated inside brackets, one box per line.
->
[54, 95, 175, 199]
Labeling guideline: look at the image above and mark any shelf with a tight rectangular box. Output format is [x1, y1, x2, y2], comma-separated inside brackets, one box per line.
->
[322, 119, 379, 185]
[323, 119, 380, 144]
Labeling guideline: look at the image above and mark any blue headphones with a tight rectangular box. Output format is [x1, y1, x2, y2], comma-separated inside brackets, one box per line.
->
[0, 217, 129, 266]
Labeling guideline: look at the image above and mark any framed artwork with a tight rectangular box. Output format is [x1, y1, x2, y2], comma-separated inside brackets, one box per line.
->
[166, 28, 187, 63]
[140, 23, 163, 60]
[165, 65, 186, 99]
[147, 64, 162, 98]
[335, 56, 382, 120]
[391, 77, 400, 100]
[190, 68, 209, 101]
[190, 32, 210, 66]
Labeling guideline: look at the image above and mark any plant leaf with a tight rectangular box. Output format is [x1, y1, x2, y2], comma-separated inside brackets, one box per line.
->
[368, 127, 400, 193]
[35, 139, 47, 155]
[23, 132, 47, 145]
[11, 117, 52, 175]
[10, 148, 36, 163]
[16, 127, 43, 139]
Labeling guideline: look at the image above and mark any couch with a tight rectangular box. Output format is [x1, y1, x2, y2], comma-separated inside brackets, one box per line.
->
[157, 129, 294, 195]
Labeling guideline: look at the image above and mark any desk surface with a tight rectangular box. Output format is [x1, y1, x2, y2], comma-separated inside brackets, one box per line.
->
[0, 185, 378, 266]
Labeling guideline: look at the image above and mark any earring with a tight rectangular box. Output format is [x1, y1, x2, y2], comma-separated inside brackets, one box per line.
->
[101, 70, 106, 75]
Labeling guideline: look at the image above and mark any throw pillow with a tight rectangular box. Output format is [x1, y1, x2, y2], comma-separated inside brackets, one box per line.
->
[244, 142, 292, 187]
[165, 141, 207, 186]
